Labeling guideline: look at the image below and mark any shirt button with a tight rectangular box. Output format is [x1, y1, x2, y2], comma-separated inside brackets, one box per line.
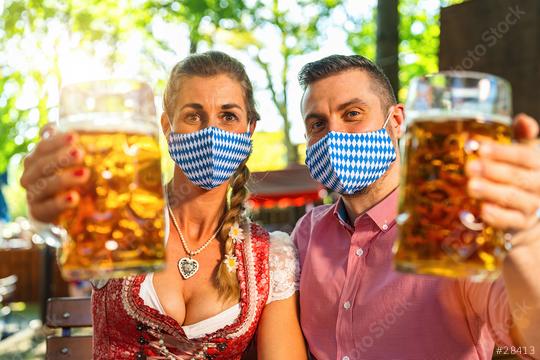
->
[343, 301, 351, 310]
[343, 357, 350, 360]
[355, 248, 364, 256]
[382, 223, 389, 231]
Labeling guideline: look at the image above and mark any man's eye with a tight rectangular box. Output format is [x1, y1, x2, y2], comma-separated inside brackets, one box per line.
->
[347, 110, 361, 118]
[309, 120, 324, 133]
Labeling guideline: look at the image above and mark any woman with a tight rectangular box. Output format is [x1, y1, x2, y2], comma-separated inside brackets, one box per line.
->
[20, 51, 307, 359]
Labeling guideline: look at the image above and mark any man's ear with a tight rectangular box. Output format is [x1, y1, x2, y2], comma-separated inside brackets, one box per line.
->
[161, 112, 171, 138]
[391, 104, 405, 139]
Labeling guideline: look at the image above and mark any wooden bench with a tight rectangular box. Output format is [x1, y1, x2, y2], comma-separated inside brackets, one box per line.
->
[46, 297, 92, 360]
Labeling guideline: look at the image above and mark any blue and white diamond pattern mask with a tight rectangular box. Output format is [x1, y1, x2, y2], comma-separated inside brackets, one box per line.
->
[306, 111, 397, 195]
[168, 127, 252, 190]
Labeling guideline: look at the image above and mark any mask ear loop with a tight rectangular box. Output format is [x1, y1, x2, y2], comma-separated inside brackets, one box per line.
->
[382, 106, 394, 129]
[246, 119, 253, 137]
[166, 114, 175, 136]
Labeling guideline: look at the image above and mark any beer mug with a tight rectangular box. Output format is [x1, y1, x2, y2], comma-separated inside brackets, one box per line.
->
[394, 72, 512, 281]
[57, 80, 166, 280]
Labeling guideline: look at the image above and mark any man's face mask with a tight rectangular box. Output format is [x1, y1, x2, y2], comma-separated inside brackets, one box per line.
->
[306, 109, 397, 195]
[168, 126, 252, 190]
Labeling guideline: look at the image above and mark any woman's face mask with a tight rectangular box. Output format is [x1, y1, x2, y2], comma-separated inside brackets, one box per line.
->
[168, 125, 252, 190]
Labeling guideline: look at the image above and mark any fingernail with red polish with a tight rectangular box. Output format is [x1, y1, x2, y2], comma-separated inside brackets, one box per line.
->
[66, 134, 75, 144]
[69, 149, 79, 158]
[65, 194, 74, 203]
[73, 169, 85, 177]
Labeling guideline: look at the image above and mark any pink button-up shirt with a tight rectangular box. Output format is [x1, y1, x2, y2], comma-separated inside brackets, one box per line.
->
[292, 188, 520, 360]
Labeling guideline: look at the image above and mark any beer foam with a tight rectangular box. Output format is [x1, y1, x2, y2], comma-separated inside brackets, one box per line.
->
[407, 110, 511, 126]
[59, 113, 159, 134]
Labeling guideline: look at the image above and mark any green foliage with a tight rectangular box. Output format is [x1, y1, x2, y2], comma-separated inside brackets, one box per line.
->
[347, 16, 377, 61]
[0, 0, 121, 175]
[0, 0, 151, 219]
[142, 0, 248, 53]
[0, 0, 470, 218]
[0, 72, 25, 174]
[347, 0, 466, 101]
[222, 0, 341, 164]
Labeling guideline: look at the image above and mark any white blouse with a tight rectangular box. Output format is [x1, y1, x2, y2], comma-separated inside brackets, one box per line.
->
[138, 230, 299, 339]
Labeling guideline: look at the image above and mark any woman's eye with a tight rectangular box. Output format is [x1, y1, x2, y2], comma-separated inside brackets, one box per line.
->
[186, 113, 201, 122]
[222, 112, 239, 122]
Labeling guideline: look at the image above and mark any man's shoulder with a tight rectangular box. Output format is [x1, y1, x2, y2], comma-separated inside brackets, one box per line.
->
[293, 203, 335, 246]
[299, 203, 335, 226]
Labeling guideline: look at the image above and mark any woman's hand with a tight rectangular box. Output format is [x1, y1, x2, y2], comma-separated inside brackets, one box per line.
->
[20, 124, 90, 224]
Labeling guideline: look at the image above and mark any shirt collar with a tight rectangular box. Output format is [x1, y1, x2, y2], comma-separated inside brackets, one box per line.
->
[332, 187, 400, 231]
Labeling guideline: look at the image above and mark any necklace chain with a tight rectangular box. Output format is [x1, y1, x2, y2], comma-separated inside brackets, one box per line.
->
[167, 205, 223, 258]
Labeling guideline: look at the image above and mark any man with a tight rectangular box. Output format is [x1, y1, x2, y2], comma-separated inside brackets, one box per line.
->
[293, 55, 540, 360]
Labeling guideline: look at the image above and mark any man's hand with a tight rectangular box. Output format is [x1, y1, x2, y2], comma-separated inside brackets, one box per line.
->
[465, 114, 540, 240]
[465, 113, 540, 354]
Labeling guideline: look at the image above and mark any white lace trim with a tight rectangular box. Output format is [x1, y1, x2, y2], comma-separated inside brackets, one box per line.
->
[267, 231, 299, 304]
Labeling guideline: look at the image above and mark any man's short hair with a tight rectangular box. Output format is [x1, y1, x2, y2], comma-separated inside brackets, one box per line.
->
[298, 54, 397, 112]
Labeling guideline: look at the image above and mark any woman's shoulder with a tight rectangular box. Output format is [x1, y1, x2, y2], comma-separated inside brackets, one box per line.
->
[248, 221, 270, 244]
[248, 223, 295, 249]
[248, 222, 294, 243]
[267, 231, 297, 267]
[266, 231, 299, 303]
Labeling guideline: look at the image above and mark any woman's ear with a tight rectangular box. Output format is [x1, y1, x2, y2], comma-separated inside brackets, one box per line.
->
[248, 120, 257, 136]
[161, 112, 171, 138]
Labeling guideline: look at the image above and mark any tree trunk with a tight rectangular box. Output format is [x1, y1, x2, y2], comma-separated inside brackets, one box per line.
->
[281, 57, 298, 166]
[189, 18, 202, 54]
[281, 110, 297, 166]
[254, 53, 298, 166]
[189, 35, 198, 54]
[376, 0, 400, 100]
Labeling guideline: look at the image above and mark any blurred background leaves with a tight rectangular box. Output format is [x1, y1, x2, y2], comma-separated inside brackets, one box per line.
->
[0, 0, 465, 218]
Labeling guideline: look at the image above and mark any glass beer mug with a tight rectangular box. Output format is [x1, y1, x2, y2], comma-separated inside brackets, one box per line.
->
[394, 72, 512, 281]
[57, 80, 166, 280]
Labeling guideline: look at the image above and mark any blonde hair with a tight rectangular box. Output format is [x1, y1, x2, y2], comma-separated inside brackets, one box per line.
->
[163, 51, 259, 302]
[215, 160, 250, 301]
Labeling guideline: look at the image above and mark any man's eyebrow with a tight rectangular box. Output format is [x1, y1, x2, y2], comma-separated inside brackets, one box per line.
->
[336, 98, 368, 111]
[304, 112, 326, 122]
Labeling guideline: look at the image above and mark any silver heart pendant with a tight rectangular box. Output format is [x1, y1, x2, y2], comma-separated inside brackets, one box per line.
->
[178, 257, 199, 280]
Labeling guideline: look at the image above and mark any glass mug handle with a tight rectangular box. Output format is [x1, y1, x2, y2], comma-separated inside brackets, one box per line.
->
[32, 222, 67, 248]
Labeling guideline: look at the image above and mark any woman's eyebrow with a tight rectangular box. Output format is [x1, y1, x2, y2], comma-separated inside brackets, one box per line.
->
[221, 103, 243, 111]
[180, 103, 204, 110]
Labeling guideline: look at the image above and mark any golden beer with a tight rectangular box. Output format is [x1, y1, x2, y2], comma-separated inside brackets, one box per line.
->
[394, 117, 511, 280]
[58, 127, 165, 280]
